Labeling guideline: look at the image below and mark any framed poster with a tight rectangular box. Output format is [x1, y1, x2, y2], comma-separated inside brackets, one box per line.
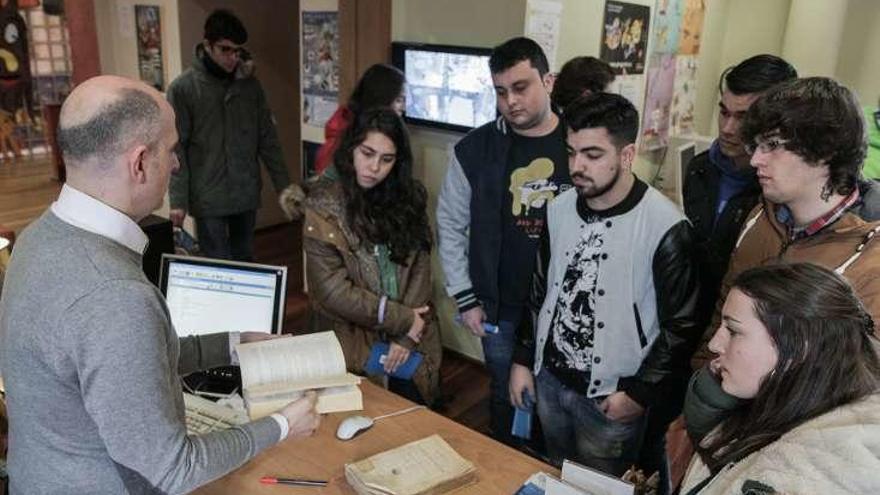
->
[135, 5, 164, 91]
[301, 11, 339, 127]
[641, 54, 676, 151]
[599, 1, 650, 75]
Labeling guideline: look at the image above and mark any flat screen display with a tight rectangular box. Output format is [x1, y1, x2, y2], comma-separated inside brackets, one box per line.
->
[159, 255, 287, 336]
[393, 42, 496, 133]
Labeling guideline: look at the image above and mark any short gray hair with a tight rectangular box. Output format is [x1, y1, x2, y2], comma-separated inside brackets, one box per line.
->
[58, 88, 162, 166]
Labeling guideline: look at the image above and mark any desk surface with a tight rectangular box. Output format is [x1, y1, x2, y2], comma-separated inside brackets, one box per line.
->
[194, 381, 556, 494]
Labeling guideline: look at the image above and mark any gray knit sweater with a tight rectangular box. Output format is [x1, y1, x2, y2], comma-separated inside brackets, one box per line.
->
[0, 211, 280, 494]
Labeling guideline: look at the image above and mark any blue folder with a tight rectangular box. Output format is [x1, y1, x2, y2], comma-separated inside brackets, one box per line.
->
[363, 342, 423, 380]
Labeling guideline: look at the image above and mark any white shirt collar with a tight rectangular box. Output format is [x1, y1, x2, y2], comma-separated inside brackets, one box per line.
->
[50, 184, 149, 255]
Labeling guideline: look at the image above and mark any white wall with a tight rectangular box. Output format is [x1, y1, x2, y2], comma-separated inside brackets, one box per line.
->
[93, 0, 183, 84]
[93, 0, 190, 229]
[692, 0, 793, 137]
[835, 0, 880, 106]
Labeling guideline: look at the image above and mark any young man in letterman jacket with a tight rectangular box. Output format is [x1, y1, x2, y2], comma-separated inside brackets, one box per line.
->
[437, 37, 572, 445]
[509, 92, 700, 477]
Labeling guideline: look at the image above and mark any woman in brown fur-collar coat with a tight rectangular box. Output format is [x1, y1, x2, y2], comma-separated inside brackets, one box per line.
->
[291, 108, 441, 405]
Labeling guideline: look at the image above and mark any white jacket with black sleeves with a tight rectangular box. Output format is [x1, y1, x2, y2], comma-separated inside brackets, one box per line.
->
[513, 178, 701, 407]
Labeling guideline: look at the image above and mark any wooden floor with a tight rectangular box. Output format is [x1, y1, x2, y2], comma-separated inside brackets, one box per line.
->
[0, 154, 61, 236]
[0, 155, 493, 436]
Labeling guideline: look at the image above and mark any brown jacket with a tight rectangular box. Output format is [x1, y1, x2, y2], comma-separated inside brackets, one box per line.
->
[301, 180, 441, 404]
[692, 198, 880, 368]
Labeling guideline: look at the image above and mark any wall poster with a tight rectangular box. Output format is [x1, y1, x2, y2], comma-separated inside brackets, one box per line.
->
[678, 0, 706, 55]
[652, 0, 682, 55]
[670, 55, 698, 136]
[524, 0, 563, 70]
[640, 54, 676, 151]
[599, 1, 650, 75]
[301, 11, 339, 127]
[135, 5, 164, 91]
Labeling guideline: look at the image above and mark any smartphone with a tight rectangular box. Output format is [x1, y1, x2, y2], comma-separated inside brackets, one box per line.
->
[511, 391, 534, 440]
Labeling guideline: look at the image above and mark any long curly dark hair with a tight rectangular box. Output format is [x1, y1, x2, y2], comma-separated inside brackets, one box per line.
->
[333, 108, 431, 264]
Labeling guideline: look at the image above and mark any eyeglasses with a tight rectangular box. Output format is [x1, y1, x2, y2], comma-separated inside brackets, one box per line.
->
[745, 136, 789, 155]
[212, 42, 244, 56]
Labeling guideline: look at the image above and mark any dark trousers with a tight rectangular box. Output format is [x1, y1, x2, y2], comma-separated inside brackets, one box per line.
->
[195, 211, 257, 261]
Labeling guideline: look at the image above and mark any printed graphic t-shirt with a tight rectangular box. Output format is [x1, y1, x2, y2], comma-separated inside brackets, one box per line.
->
[497, 120, 570, 319]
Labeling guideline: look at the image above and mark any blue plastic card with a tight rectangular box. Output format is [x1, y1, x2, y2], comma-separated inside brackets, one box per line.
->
[363, 342, 423, 380]
[511, 392, 534, 440]
[453, 314, 500, 334]
[514, 482, 544, 495]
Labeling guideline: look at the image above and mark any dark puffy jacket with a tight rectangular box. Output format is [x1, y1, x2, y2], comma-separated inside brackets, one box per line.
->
[167, 44, 290, 217]
[682, 150, 761, 331]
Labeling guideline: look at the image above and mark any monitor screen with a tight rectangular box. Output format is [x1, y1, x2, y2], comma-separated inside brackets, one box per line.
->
[392, 42, 497, 133]
[159, 255, 287, 336]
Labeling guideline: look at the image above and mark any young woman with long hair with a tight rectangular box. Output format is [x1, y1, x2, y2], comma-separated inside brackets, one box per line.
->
[299, 107, 440, 405]
[314, 64, 406, 175]
[681, 262, 880, 494]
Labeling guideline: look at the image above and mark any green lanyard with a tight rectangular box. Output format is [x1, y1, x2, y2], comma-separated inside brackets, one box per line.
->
[374, 244, 399, 300]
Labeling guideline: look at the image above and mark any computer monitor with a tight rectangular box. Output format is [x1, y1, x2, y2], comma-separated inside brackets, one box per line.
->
[392, 41, 497, 133]
[159, 254, 288, 336]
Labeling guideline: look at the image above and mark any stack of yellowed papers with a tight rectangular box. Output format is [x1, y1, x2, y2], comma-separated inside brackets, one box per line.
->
[345, 434, 477, 495]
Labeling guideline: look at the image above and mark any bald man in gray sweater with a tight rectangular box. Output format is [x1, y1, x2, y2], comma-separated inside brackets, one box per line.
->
[0, 76, 319, 494]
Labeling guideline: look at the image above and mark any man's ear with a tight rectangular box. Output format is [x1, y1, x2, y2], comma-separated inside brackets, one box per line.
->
[543, 71, 556, 94]
[126, 145, 149, 184]
[620, 143, 636, 169]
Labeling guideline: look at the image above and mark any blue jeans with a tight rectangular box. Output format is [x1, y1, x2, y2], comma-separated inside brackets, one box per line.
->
[536, 370, 646, 476]
[195, 211, 257, 261]
[482, 318, 517, 445]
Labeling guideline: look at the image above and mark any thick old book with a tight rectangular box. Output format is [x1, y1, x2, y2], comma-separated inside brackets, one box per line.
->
[235, 331, 363, 418]
[344, 434, 477, 495]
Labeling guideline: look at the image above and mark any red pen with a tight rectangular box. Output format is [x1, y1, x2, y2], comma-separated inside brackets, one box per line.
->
[260, 476, 328, 487]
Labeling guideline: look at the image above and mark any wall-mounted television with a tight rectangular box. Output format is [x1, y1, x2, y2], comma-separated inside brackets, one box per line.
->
[392, 42, 497, 133]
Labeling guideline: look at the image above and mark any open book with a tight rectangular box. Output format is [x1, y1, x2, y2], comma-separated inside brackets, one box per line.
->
[235, 331, 363, 418]
[523, 460, 634, 495]
[345, 434, 477, 495]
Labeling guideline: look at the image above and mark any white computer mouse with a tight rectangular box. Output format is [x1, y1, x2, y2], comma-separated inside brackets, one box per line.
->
[336, 415, 375, 441]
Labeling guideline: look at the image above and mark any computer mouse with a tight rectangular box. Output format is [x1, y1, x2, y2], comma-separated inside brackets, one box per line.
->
[336, 415, 375, 440]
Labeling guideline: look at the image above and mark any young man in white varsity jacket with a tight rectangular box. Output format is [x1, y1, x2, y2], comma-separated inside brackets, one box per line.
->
[509, 92, 700, 482]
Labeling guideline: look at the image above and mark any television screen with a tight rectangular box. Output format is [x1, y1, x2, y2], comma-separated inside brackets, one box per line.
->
[392, 42, 497, 133]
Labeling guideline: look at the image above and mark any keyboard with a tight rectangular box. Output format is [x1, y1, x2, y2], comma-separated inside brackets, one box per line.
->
[183, 392, 249, 435]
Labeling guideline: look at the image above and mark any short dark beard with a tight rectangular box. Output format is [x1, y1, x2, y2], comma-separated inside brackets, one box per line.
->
[575, 164, 621, 199]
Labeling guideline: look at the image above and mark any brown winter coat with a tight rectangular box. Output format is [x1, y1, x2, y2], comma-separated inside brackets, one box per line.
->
[692, 198, 880, 368]
[301, 180, 441, 404]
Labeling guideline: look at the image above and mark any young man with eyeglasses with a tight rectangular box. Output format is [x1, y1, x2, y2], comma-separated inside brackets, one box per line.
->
[167, 9, 292, 261]
[685, 77, 880, 445]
